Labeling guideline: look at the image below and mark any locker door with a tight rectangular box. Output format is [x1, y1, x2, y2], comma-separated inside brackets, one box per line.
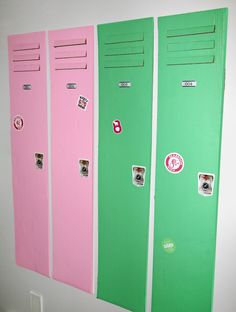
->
[97, 18, 154, 311]
[8, 32, 49, 276]
[49, 26, 94, 293]
[152, 9, 228, 312]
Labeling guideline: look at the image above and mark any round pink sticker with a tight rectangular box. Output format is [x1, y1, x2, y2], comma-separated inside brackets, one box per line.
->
[165, 152, 184, 174]
[13, 116, 24, 130]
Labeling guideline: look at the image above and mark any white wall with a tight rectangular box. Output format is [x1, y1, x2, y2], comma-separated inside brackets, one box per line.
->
[0, 0, 236, 311]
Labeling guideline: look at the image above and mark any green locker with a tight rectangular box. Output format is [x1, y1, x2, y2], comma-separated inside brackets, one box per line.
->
[152, 8, 228, 312]
[97, 18, 154, 311]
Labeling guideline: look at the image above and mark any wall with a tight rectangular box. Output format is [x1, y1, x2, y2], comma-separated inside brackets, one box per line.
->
[0, 0, 235, 311]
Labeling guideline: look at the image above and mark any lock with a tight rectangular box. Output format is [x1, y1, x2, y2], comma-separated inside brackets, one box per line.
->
[79, 160, 89, 177]
[35, 153, 44, 169]
[132, 166, 146, 187]
[198, 173, 215, 196]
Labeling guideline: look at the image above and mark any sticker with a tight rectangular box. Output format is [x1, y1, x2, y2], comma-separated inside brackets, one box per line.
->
[35, 153, 44, 169]
[118, 81, 131, 88]
[66, 83, 77, 89]
[79, 159, 89, 177]
[182, 80, 197, 87]
[23, 84, 32, 90]
[78, 96, 89, 110]
[198, 172, 215, 196]
[132, 166, 146, 187]
[113, 120, 122, 134]
[13, 116, 24, 130]
[162, 239, 176, 254]
[165, 153, 184, 174]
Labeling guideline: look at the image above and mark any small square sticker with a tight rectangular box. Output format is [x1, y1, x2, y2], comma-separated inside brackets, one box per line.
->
[78, 95, 89, 110]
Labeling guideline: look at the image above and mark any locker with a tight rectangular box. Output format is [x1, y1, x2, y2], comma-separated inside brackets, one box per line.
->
[8, 32, 49, 276]
[49, 26, 94, 293]
[97, 18, 154, 311]
[152, 9, 228, 312]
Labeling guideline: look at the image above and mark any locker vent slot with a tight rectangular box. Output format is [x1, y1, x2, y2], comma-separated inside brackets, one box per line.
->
[167, 55, 214, 66]
[54, 38, 87, 47]
[105, 45, 144, 56]
[55, 50, 87, 59]
[55, 62, 87, 70]
[104, 58, 144, 68]
[13, 53, 40, 62]
[168, 40, 215, 52]
[104, 32, 144, 68]
[105, 32, 144, 44]
[53, 38, 88, 70]
[13, 63, 40, 72]
[13, 42, 40, 51]
[167, 25, 215, 38]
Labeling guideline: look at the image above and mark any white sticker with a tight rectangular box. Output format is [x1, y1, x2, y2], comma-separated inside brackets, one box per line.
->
[182, 80, 197, 87]
[78, 96, 89, 110]
[132, 165, 146, 187]
[165, 153, 184, 174]
[79, 159, 89, 177]
[35, 153, 44, 169]
[198, 172, 215, 196]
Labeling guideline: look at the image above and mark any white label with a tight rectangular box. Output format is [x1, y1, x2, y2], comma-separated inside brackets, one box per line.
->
[119, 81, 131, 88]
[182, 80, 197, 87]
[132, 165, 146, 187]
[198, 172, 215, 196]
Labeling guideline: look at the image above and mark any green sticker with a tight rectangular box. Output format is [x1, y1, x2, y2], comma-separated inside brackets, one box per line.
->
[162, 239, 176, 253]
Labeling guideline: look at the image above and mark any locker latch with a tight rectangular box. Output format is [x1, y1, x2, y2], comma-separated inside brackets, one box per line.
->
[79, 160, 89, 177]
[66, 83, 77, 89]
[198, 173, 215, 196]
[35, 153, 44, 169]
[23, 84, 32, 90]
[132, 166, 146, 187]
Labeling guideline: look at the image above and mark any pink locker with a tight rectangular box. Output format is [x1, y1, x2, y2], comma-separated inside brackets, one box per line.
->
[49, 26, 94, 293]
[8, 32, 49, 276]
